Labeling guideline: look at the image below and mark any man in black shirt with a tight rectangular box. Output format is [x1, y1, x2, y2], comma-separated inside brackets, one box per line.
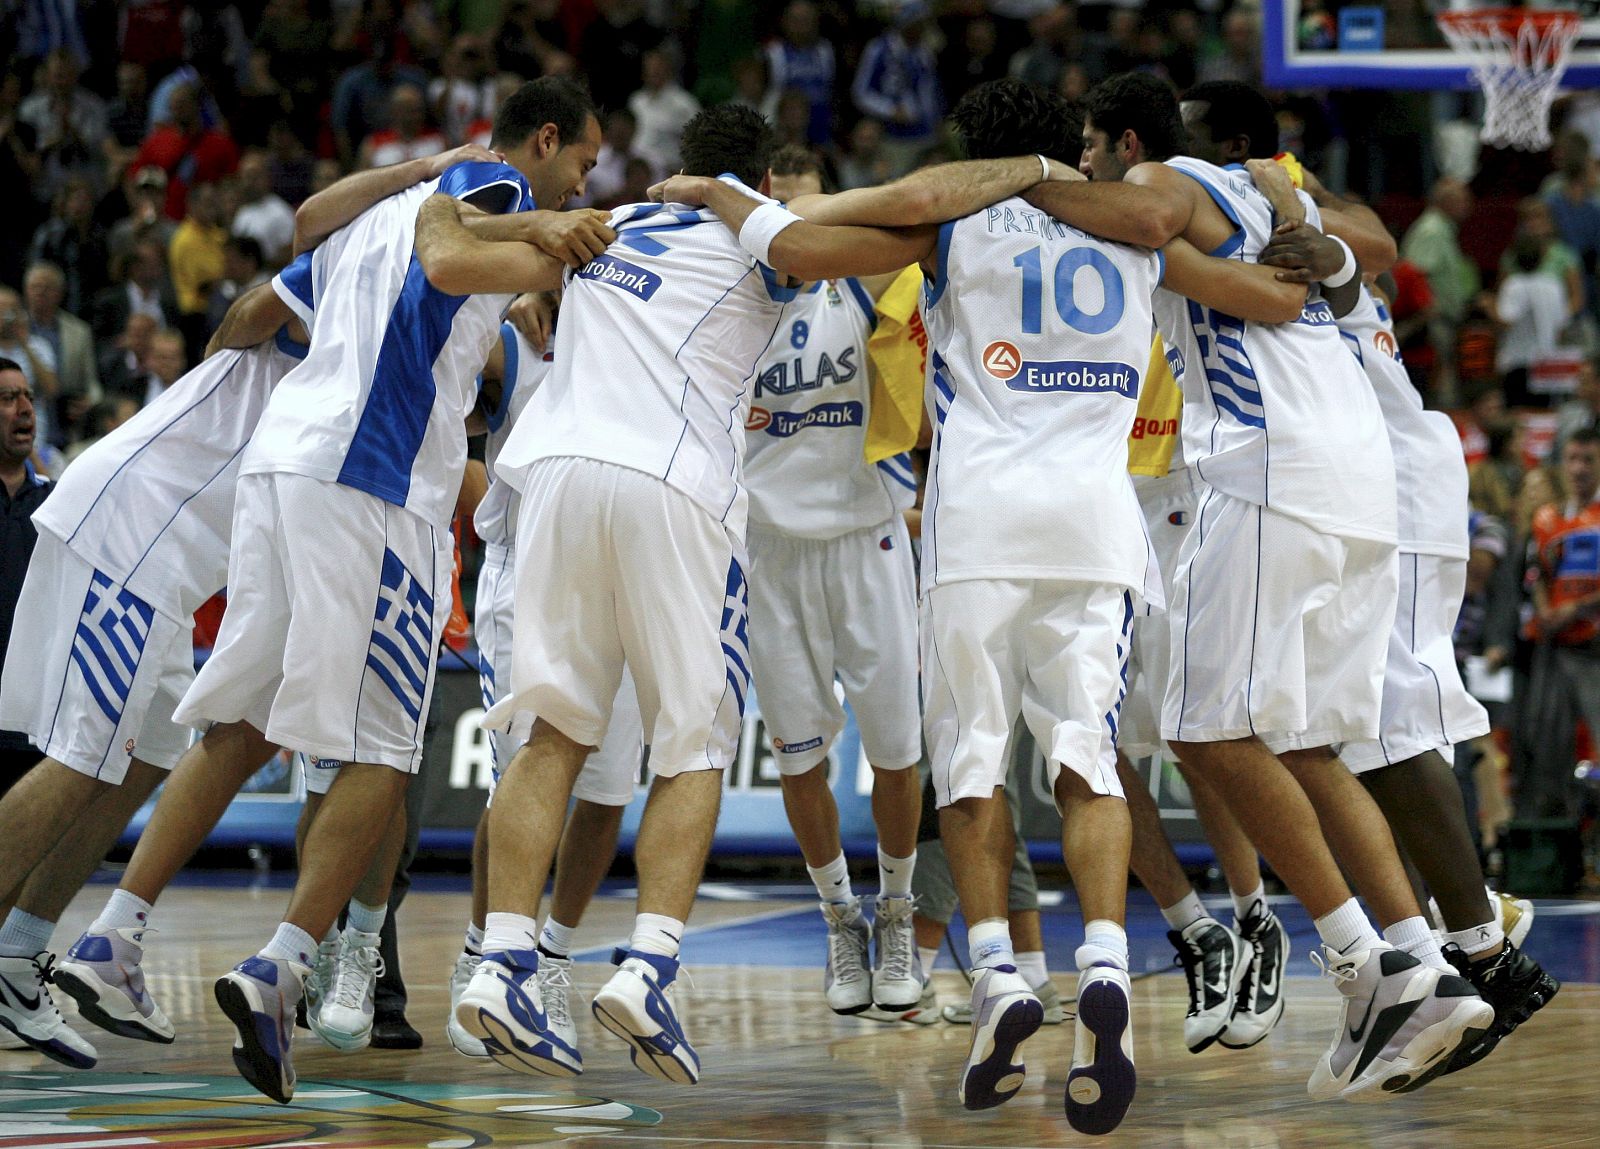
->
[0, 357, 50, 788]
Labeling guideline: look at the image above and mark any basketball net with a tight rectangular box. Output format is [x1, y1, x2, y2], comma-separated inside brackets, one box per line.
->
[1437, 7, 1582, 151]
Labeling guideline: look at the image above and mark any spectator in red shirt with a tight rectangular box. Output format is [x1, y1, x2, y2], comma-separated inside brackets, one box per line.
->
[1386, 258, 1436, 395]
[359, 84, 446, 169]
[131, 84, 240, 221]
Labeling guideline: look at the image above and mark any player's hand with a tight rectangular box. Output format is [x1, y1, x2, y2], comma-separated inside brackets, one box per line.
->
[506, 290, 558, 351]
[1246, 158, 1305, 223]
[1260, 220, 1345, 284]
[524, 209, 615, 266]
[650, 174, 714, 205]
[425, 142, 502, 177]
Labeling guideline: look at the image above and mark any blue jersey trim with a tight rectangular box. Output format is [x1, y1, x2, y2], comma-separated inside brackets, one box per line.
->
[1171, 168, 1246, 259]
[924, 220, 957, 307]
[1154, 247, 1166, 287]
[438, 161, 531, 215]
[844, 277, 877, 330]
[273, 326, 308, 360]
[486, 323, 519, 434]
[274, 250, 315, 320]
[760, 262, 801, 303]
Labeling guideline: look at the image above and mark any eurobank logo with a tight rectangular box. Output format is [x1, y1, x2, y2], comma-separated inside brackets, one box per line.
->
[577, 253, 661, 301]
[1005, 360, 1140, 398]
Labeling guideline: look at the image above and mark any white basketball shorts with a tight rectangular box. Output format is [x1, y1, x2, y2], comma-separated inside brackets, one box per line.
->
[1161, 486, 1397, 752]
[924, 578, 1133, 808]
[1119, 468, 1197, 761]
[475, 540, 643, 806]
[482, 458, 747, 778]
[173, 472, 453, 773]
[0, 532, 192, 784]
[1341, 552, 1490, 774]
[746, 517, 921, 776]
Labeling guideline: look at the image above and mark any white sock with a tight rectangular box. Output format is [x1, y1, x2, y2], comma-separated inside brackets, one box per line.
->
[260, 922, 317, 966]
[967, 918, 1014, 971]
[465, 922, 484, 956]
[1231, 881, 1267, 924]
[806, 853, 854, 904]
[93, 888, 153, 934]
[1014, 949, 1049, 990]
[877, 846, 915, 899]
[631, 913, 685, 959]
[918, 944, 940, 975]
[483, 911, 538, 954]
[1444, 916, 1505, 959]
[1315, 898, 1381, 955]
[538, 917, 575, 957]
[1384, 915, 1449, 970]
[345, 899, 386, 936]
[1160, 890, 1208, 931]
[0, 909, 54, 958]
[321, 925, 338, 946]
[1077, 919, 1129, 971]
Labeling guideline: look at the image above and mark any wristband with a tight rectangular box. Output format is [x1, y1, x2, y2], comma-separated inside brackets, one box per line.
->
[738, 201, 804, 266]
[1036, 153, 1052, 182]
[1323, 236, 1358, 289]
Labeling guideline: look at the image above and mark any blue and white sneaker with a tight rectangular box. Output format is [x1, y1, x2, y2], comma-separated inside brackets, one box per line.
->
[957, 964, 1042, 1111]
[0, 953, 97, 1068]
[454, 949, 582, 1077]
[213, 954, 309, 1104]
[54, 927, 175, 1043]
[591, 949, 700, 1085]
[870, 895, 924, 1011]
[1065, 964, 1137, 1135]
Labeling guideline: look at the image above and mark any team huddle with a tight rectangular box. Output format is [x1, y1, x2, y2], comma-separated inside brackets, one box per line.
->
[0, 71, 1563, 1138]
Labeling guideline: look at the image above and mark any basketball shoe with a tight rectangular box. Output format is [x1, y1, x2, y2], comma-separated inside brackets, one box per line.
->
[300, 933, 339, 1030]
[1170, 917, 1248, 1053]
[309, 929, 382, 1051]
[820, 900, 872, 1015]
[54, 927, 175, 1043]
[0, 953, 97, 1068]
[534, 952, 579, 1060]
[1305, 943, 1493, 1102]
[870, 895, 923, 1011]
[213, 954, 309, 1104]
[591, 948, 700, 1084]
[1065, 964, 1136, 1136]
[863, 976, 940, 1024]
[942, 977, 1066, 1025]
[447, 950, 489, 1057]
[956, 964, 1042, 1110]
[1436, 940, 1559, 1075]
[455, 948, 582, 1077]
[1220, 904, 1288, 1049]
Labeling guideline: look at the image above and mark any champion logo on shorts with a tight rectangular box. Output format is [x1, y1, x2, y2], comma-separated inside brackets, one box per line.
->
[880, 536, 894, 550]
[1168, 511, 1190, 526]
[124, 738, 136, 754]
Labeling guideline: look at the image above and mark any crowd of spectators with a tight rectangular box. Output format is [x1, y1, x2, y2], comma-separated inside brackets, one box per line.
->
[3, 0, 1600, 873]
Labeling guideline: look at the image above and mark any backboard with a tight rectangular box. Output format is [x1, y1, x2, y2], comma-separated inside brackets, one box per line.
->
[1263, 0, 1600, 89]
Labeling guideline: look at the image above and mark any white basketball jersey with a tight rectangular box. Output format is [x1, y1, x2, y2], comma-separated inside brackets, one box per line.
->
[1338, 285, 1468, 559]
[1164, 157, 1397, 545]
[474, 323, 552, 546]
[921, 196, 1160, 597]
[243, 160, 532, 529]
[744, 279, 916, 538]
[495, 183, 796, 538]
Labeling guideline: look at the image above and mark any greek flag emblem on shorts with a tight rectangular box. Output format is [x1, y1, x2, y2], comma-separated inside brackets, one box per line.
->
[70, 571, 155, 724]
[366, 548, 435, 723]
[721, 558, 752, 716]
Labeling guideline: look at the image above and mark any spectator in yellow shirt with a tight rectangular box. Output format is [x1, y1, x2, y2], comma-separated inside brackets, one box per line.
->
[167, 180, 228, 360]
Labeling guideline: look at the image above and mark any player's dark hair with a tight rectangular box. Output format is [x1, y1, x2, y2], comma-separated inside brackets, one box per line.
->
[949, 78, 1084, 167]
[1084, 71, 1187, 162]
[769, 143, 834, 192]
[491, 76, 596, 150]
[680, 104, 773, 187]
[1569, 426, 1600, 450]
[0, 358, 21, 376]
[1183, 80, 1281, 160]
[226, 234, 263, 266]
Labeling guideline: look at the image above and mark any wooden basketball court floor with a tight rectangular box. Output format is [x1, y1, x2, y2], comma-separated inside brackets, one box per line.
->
[3, 878, 1597, 1149]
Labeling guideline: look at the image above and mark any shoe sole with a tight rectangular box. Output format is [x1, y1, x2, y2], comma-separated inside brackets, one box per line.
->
[213, 975, 293, 1104]
[53, 965, 174, 1044]
[454, 995, 581, 1079]
[1065, 980, 1136, 1136]
[591, 991, 699, 1086]
[446, 1018, 491, 1059]
[306, 1008, 373, 1052]
[827, 998, 872, 1016]
[958, 994, 1042, 1111]
[1433, 972, 1561, 1081]
[0, 1014, 96, 1069]
[1343, 997, 1496, 1102]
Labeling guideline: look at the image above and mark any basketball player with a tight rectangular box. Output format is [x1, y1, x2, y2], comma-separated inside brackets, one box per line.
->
[58, 78, 608, 1104]
[742, 145, 925, 1017]
[1073, 71, 1494, 1100]
[660, 79, 1321, 1136]
[447, 308, 645, 1061]
[458, 103, 1103, 1085]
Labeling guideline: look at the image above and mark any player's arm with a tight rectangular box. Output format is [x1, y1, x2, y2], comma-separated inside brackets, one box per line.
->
[456, 459, 489, 518]
[293, 142, 501, 256]
[1021, 163, 1190, 250]
[461, 209, 615, 268]
[1258, 220, 1363, 319]
[413, 194, 568, 295]
[782, 156, 1074, 228]
[205, 281, 294, 357]
[1295, 166, 1397, 274]
[1161, 237, 1307, 324]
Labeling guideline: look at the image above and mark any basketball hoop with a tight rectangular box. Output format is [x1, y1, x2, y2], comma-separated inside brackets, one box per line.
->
[1437, 7, 1582, 151]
